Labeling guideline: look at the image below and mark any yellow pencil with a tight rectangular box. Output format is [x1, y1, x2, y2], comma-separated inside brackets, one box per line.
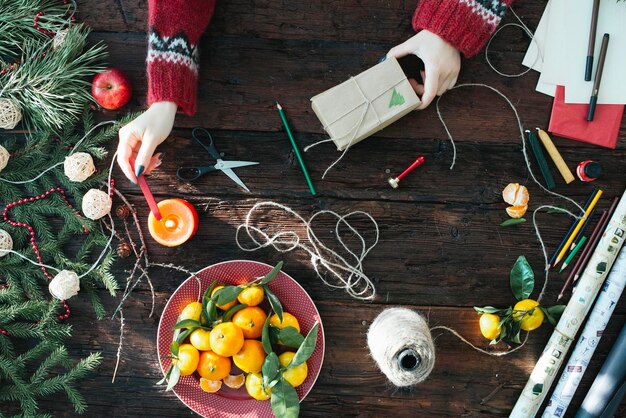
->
[554, 189, 603, 266]
[536, 128, 575, 184]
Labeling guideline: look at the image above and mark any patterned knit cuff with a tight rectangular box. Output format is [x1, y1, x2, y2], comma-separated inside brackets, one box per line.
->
[147, 27, 199, 115]
[412, 0, 508, 58]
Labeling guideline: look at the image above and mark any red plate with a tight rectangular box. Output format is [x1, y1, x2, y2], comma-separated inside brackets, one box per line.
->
[157, 260, 325, 418]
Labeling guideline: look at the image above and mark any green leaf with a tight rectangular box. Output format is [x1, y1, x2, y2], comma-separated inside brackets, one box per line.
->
[222, 304, 247, 322]
[170, 341, 179, 356]
[279, 326, 305, 349]
[501, 218, 527, 227]
[166, 364, 181, 391]
[289, 322, 319, 368]
[206, 299, 218, 324]
[262, 315, 273, 355]
[174, 319, 201, 330]
[542, 308, 557, 326]
[176, 327, 195, 344]
[270, 379, 300, 418]
[262, 352, 280, 388]
[474, 306, 503, 314]
[547, 305, 566, 317]
[214, 286, 243, 306]
[264, 286, 283, 322]
[269, 326, 281, 346]
[510, 255, 535, 301]
[201, 281, 217, 324]
[510, 320, 523, 344]
[157, 365, 173, 385]
[260, 261, 284, 285]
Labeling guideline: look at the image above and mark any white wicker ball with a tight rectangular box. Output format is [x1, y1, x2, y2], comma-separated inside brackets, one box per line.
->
[64, 152, 96, 182]
[49, 270, 80, 300]
[82, 189, 112, 220]
[0, 229, 13, 258]
[0, 98, 22, 130]
[0, 145, 9, 173]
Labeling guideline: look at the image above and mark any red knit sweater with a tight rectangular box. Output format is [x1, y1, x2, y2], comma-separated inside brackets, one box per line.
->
[146, 0, 511, 115]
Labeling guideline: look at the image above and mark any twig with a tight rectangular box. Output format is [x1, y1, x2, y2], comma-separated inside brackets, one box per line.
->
[111, 309, 125, 384]
[480, 382, 506, 405]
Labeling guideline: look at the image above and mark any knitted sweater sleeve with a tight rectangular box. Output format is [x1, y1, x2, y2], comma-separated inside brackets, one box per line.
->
[147, 0, 216, 115]
[412, 0, 513, 58]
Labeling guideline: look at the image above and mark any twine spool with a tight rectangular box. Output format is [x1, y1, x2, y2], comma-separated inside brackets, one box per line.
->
[49, 270, 80, 300]
[82, 189, 112, 220]
[64, 152, 96, 182]
[367, 307, 436, 387]
[0, 229, 13, 258]
[0, 145, 9, 173]
[0, 98, 22, 130]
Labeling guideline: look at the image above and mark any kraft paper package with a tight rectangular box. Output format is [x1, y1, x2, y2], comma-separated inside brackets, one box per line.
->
[310, 56, 421, 151]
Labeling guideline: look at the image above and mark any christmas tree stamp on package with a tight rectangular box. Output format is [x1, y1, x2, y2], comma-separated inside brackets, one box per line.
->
[311, 56, 421, 151]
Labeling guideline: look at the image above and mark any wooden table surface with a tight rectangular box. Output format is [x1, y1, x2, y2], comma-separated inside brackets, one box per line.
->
[43, 1, 626, 417]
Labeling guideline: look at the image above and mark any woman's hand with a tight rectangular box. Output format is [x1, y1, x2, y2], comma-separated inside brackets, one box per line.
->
[116, 101, 177, 183]
[387, 30, 461, 109]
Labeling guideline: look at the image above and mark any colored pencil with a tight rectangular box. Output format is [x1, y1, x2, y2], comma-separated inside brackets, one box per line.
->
[560, 236, 587, 273]
[570, 206, 596, 251]
[536, 128, 575, 184]
[554, 188, 602, 267]
[547, 189, 597, 271]
[559, 211, 607, 301]
[276, 102, 317, 196]
[526, 129, 555, 190]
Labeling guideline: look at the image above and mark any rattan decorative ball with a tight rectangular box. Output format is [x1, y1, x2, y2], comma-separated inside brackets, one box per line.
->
[0, 229, 13, 258]
[0, 145, 10, 173]
[64, 152, 96, 182]
[0, 98, 22, 130]
[82, 189, 112, 220]
[49, 270, 80, 300]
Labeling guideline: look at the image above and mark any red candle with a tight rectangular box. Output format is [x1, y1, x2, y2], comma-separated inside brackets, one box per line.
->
[148, 199, 199, 247]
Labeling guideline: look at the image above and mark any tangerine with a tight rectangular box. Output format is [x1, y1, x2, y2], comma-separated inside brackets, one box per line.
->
[223, 374, 245, 389]
[237, 284, 265, 306]
[513, 299, 544, 331]
[212, 286, 236, 311]
[269, 312, 300, 333]
[199, 378, 222, 393]
[174, 344, 199, 376]
[232, 307, 267, 339]
[506, 205, 528, 219]
[278, 351, 308, 388]
[197, 350, 231, 381]
[502, 183, 530, 206]
[209, 322, 244, 357]
[245, 372, 271, 401]
[479, 313, 501, 340]
[232, 340, 267, 374]
[179, 301, 202, 322]
[189, 328, 212, 351]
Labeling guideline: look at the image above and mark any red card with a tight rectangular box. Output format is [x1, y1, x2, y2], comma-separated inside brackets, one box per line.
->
[549, 85, 623, 149]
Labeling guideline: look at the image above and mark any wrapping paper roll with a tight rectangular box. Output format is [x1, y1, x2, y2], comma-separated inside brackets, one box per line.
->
[543, 246, 626, 417]
[510, 190, 626, 418]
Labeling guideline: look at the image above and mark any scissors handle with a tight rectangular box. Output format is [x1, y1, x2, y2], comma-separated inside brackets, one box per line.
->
[192, 127, 222, 160]
[177, 166, 218, 182]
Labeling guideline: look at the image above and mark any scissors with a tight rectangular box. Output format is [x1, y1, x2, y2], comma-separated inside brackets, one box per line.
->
[177, 128, 259, 191]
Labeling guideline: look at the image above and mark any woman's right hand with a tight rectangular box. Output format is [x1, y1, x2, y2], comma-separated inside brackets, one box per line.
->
[116, 101, 178, 183]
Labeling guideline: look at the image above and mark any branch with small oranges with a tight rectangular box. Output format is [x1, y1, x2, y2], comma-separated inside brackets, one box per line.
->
[158, 261, 320, 418]
[474, 256, 565, 345]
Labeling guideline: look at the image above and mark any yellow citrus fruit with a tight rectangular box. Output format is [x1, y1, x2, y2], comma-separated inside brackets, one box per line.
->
[245, 372, 271, 401]
[513, 299, 545, 331]
[223, 374, 245, 389]
[199, 378, 222, 393]
[174, 344, 199, 376]
[237, 284, 265, 306]
[189, 328, 212, 351]
[233, 340, 267, 374]
[502, 183, 530, 206]
[197, 350, 232, 381]
[232, 307, 267, 339]
[179, 301, 202, 322]
[212, 286, 236, 311]
[479, 313, 501, 340]
[209, 322, 244, 357]
[269, 312, 301, 333]
[506, 205, 528, 219]
[278, 351, 308, 388]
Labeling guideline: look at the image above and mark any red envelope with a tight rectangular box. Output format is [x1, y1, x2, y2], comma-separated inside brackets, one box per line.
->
[549, 85, 624, 149]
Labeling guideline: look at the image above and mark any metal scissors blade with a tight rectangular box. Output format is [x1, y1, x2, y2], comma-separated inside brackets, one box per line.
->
[214, 161, 259, 171]
[221, 168, 250, 192]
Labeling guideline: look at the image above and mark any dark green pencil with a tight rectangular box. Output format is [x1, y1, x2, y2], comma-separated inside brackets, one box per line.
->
[276, 102, 317, 196]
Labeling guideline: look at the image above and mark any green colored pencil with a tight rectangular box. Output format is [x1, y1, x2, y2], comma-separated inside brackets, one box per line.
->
[276, 102, 317, 196]
[560, 235, 587, 273]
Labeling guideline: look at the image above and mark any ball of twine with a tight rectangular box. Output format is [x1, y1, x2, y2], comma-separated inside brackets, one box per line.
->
[64, 152, 96, 182]
[367, 307, 436, 387]
[0, 98, 22, 130]
[82, 189, 112, 220]
[0, 145, 10, 173]
[49, 270, 80, 300]
[0, 229, 13, 258]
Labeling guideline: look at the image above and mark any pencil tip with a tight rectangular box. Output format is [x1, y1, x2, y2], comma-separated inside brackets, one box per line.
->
[276, 101, 282, 109]
[557, 295, 562, 302]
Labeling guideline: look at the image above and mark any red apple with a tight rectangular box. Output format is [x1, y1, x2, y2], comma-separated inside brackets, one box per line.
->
[91, 68, 132, 110]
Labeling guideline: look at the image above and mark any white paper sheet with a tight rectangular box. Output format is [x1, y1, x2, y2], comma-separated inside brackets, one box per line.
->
[522, 0, 551, 72]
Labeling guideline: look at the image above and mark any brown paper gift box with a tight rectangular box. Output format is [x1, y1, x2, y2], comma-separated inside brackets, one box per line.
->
[310, 56, 421, 151]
